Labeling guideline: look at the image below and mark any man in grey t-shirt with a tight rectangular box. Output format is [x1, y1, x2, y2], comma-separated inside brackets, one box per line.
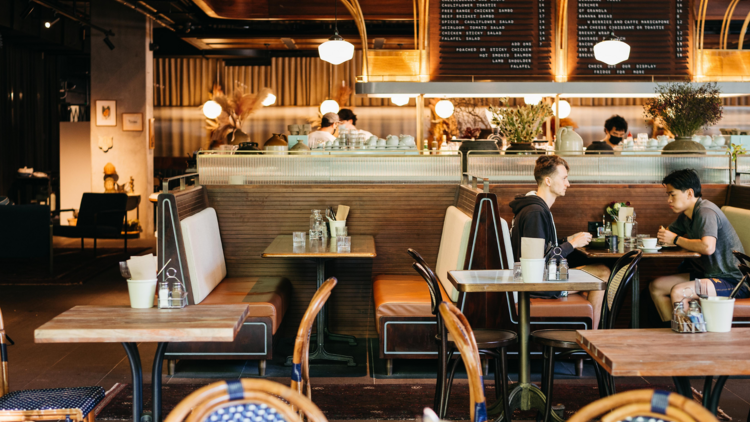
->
[649, 169, 747, 322]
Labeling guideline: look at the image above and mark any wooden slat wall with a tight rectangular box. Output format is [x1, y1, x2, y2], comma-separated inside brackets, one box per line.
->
[728, 185, 750, 209]
[173, 186, 209, 220]
[456, 185, 480, 216]
[206, 184, 459, 338]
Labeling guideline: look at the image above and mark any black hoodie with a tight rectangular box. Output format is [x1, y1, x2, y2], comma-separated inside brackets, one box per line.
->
[508, 193, 575, 261]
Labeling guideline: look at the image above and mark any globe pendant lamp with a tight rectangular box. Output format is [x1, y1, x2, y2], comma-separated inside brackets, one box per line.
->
[203, 100, 222, 119]
[318, 0, 354, 65]
[320, 99, 340, 114]
[435, 99, 454, 119]
[523, 94, 543, 105]
[391, 95, 409, 106]
[593, 32, 630, 66]
[552, 100, 571, 119]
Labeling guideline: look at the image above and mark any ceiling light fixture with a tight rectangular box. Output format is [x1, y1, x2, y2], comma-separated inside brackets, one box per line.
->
[593, 32, 630, 66]
[318, 0, 354, 65]
[262, 93, 277, 106]
[435, 99, 454, 119]
[320, 99, 340, 114]
[19, 1, 35, 19]
[523, 95, 543, 105]
[202, 100, 222, 119]
[45, 17, 60, 28]
[553, 100, 571, 119]
[391, 95, 409, 106]
[103, 36, 115, 50]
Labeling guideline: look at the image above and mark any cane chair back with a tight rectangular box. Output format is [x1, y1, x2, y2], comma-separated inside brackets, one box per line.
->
[290, 278, 337, 401]
[164, 379, 327, 422]
[437, 302, 487, 422]
[600, 250, 643, 330]
[0, 307, 105, 422]
[568, 389, 718, 422]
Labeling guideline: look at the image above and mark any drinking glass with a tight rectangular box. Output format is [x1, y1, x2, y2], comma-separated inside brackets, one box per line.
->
[293, 231, 306, 245]
[338, 226, 348, 236]
[513, 262, 522, 282]
[637, 133, 649, 145]
[337, 236, 351, 252]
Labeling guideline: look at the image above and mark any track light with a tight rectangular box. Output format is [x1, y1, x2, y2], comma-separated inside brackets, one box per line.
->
[45, 17, 60, 28]
[19, 1, 35, 19]
[103, 36, 115, 50]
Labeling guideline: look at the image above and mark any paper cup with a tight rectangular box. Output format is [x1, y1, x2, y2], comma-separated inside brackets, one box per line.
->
[330, 221, 347, 237]
[700, 297, 735, 332]
[127, 278, 157, 309]
[520, 258, 545, 284]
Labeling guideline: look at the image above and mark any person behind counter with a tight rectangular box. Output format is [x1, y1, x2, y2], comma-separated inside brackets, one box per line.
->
[338, 109, 374, 139]
[308, 112, 340, 149]
[585, 115, 627, 155]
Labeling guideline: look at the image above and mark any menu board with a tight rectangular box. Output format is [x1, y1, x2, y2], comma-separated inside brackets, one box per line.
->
[429, 0, 555, 80]
[567, 0, 692, 80]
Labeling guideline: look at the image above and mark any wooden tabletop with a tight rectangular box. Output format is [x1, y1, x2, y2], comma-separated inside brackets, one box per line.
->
[577, 328, 750, 377]
[261, 235, 377, 258]
[447, 269, 606, 293]
[576, 245, 700, 259]
[35, 305, 250, 343]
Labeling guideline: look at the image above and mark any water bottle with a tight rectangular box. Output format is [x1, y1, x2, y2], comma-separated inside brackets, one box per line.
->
[309, 209, 322, 240]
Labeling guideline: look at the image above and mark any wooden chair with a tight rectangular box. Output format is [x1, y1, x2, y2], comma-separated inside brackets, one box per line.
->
[410, 252, 515, 420]
[164, 379, 327, 422]
[0, 307, 105, 422]
[733, 250, 750, 266]
[290, 277, 337, 401]
[568, 389, 718, 422]
[437, 301, 488, 422]
[531, 250, 643, 422]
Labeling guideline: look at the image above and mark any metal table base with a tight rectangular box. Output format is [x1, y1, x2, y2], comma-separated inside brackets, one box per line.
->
[121, 342, 169, 422]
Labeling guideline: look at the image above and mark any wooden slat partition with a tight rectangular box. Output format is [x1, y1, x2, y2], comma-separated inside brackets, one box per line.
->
[456, 185, 480, 217]
[206, 184, 459, 338]
[728, 185, 750, 209]
[173, 186, 209, 220]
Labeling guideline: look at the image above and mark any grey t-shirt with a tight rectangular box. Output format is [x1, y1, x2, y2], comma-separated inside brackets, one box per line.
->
[668, 198, 744, 281]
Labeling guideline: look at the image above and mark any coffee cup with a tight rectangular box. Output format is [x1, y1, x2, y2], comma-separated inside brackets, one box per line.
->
[520, 258, 545, 284]
[127, 278, 157, 308]
[386, 135, 400, 146]
[642, 238, 658, 248]
[377, 139, 386, 146]
[288, 124, 300, 135]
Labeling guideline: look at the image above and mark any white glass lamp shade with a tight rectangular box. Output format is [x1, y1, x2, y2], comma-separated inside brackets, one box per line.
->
[318, 35, 355, 65]
[523, 95, 543, 105]
[593, 39, 630, 65]
[320, 99, 340, 114]
[553, 100, 571, 119]
[391, 95, 409, 106]
[202, 100, 222, 119]
[435, 100, 454, 119]
[262, 93, 276, 106]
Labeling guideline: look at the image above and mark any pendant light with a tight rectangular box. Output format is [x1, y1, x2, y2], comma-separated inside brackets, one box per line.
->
[203, 101, 222, 119]
[320, 99, 340, 114]
[594, 32, 630, 66]
[523, 95, 543, 105]
[552, 100, 571, 119]
[318, 0, 354, 65]
[435, 99, 454, 119]
[391, 95, 409, 106]
[262, 93, 277, 106]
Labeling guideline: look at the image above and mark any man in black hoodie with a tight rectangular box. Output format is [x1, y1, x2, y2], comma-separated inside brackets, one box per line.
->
[509, 155, 610, 328]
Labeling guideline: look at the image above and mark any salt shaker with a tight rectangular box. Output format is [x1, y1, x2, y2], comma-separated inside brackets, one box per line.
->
[158, 280, 170, 308]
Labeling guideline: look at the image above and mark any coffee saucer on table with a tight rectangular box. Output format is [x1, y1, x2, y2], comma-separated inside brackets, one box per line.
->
[640, 246, 662, 253]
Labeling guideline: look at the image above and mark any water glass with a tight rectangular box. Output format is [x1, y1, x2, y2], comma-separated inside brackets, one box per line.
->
[338, 226, 348, 236]
[513, 262, 522, 282]
[337, 236, 352, 252]
[293, 231, 306, 245]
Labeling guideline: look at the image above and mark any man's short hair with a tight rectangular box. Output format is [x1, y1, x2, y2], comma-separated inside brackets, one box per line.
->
[663, 169, 702, 197]
[321, 112, 340, 128]
[604, 115, 628, 133]
[338, 108, 357, 125]
[534, 155, 569, 185]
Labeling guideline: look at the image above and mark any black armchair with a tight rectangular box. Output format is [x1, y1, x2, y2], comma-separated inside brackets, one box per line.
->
[53, 193, 129, 255]
[0, 205, 53, 273]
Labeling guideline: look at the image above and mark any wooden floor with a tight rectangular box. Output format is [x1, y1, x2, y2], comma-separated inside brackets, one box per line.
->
[1, 238, 750, 421]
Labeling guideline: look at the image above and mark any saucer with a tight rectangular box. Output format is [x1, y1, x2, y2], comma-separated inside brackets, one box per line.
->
[640, 246, 662, 252]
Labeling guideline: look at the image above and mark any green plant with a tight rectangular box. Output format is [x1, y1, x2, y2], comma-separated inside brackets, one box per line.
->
[489, 99, 552, 143]
[727, 142, 747, 163]
[643, 82, 723, 138]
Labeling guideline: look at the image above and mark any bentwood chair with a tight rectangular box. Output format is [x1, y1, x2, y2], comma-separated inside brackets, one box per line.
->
[411, 258, 515, 421]
[568, 389, 718, 422]
[733, 251, 750, 266]
[438, 301, 488, 422]
[0, 307, 106, 422]
[164, 379, 327, 422]
[531, 250, 643, 422]
[290, 277, 337, 404]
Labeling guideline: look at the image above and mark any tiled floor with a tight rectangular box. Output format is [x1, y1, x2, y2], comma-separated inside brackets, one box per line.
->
[1, 237, 749, 420]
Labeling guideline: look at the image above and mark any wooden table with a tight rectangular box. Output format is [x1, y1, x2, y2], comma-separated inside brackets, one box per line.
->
[448, 269, 606, 422]
[576, 245, 701, 328]
[262, 235, 376, 366]
[577, 328, 750, 415]
[35, 305, 249, 422]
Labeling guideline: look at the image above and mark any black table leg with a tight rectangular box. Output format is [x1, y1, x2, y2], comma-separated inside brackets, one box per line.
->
[632, 272, 640, 328]
[672, 376, 693, 399]
[152, 342, 169, 422]
[673, 375, 728, 416]
[122, 342, 145, 422]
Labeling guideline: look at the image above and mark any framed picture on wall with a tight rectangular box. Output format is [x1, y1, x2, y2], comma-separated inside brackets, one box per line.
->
[123, 113, 144, 132]
[148, 118, 155, 149]
[95, 100, 117, 127]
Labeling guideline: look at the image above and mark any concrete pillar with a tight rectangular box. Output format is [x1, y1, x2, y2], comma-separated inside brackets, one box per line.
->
[90, 0, 154, 237]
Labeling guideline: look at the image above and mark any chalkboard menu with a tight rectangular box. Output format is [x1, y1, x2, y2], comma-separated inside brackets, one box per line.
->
[566, 0, 692, 80]
[429, 0, 555, 80]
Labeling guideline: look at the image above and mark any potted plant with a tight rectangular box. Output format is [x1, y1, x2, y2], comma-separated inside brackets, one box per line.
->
[643, 82, 723, 153]
[489, 99, 553, 153]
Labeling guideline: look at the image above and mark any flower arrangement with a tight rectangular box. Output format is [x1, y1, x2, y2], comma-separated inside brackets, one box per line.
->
[606, 201, 631, 221]
[207, 86, 274, 145]
[489, 98, 553, 143]
[642, 82, 723, 139]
